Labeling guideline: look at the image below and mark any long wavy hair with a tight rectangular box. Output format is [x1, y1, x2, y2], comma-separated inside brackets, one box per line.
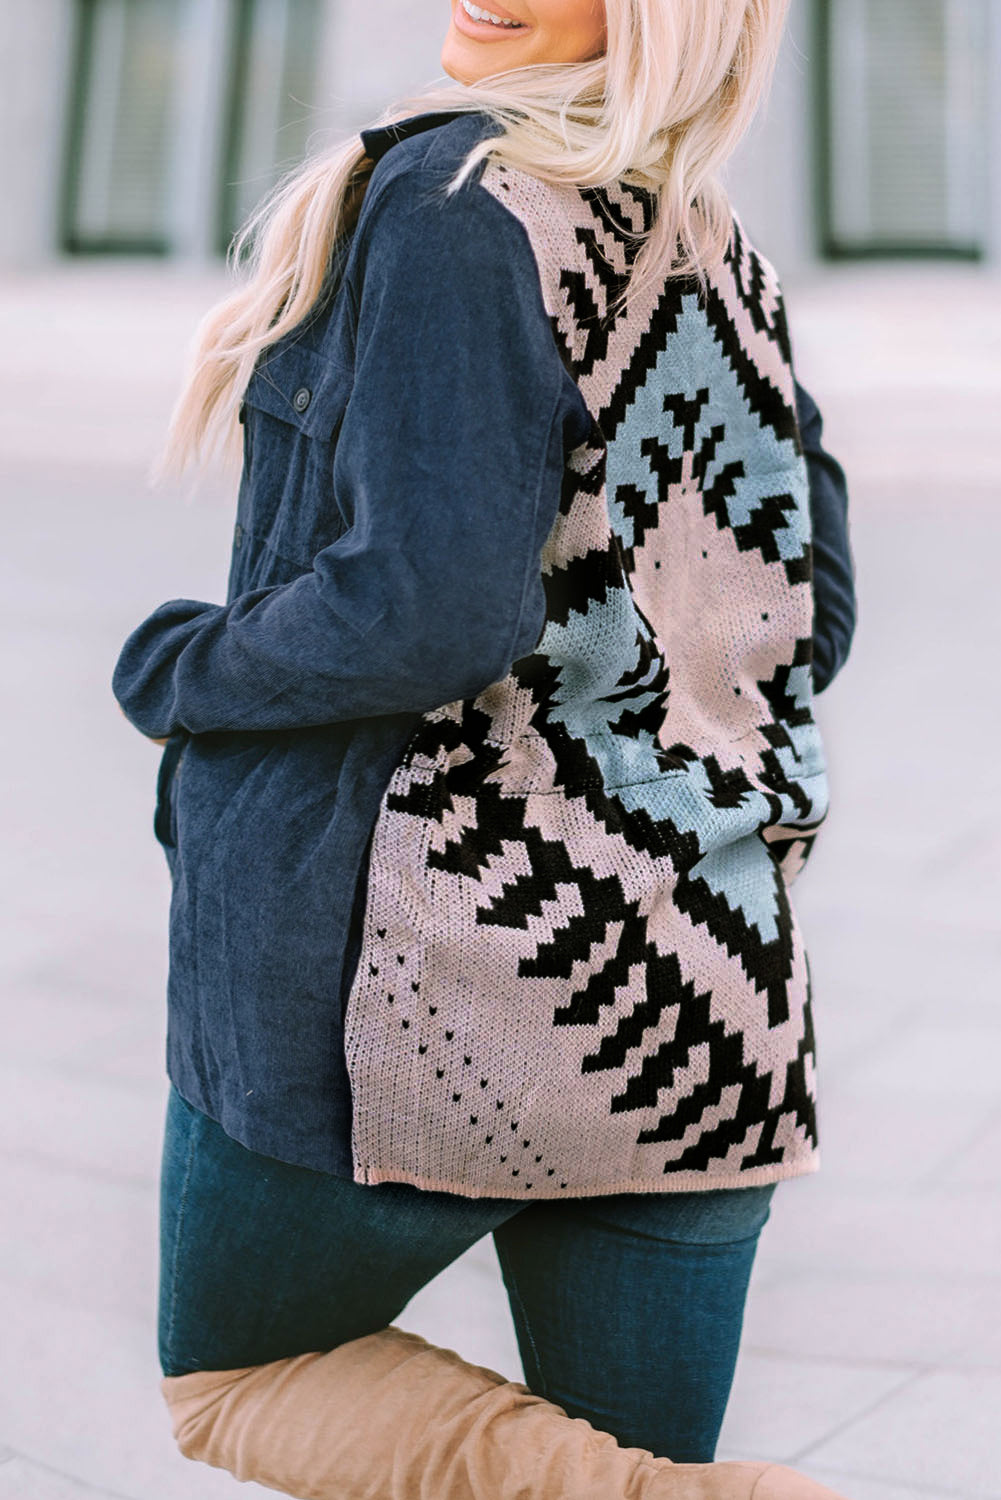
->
[157, 0, 790, 480]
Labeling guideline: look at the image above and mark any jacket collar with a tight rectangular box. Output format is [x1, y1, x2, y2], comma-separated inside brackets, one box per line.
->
[360, 109, 486, 163]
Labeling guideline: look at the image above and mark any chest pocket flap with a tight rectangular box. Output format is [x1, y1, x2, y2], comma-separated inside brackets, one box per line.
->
[241, 338, 350, 441]
[233, 332, 355, 581]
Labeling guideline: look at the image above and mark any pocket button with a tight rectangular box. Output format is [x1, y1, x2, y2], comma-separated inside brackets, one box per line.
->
[292, 387, 312, 413]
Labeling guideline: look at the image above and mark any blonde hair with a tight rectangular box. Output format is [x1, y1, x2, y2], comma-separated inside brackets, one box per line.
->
[158, 0, 789, 480]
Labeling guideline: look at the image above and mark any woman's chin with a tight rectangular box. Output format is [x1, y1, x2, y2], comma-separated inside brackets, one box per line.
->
[441, 37, 500, 85]
[441, 46, 475, 84]
[442, 14, 536, 82]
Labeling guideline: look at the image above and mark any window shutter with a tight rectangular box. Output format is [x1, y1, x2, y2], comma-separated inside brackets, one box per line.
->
[822, 0, 988, 256]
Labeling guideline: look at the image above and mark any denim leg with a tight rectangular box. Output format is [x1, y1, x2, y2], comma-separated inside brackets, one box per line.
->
[158, 1084, 524, 1376]
[491, 1182, 776, 1464]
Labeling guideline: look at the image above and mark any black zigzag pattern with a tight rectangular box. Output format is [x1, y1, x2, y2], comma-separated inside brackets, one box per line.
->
[668, 812, 798, 1028]
[702, 281, 799, 447]
[600, 282, 695, 441]
[344, 168, 828, 1197]
[416, 781, 814, 1164]
[729, 491, 810, 584]
[728, 218, 797, 369]
[557, 230, 631, 377]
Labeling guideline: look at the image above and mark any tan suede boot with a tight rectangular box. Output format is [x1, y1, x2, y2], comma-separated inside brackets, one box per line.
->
[161, 1324, 849, 1500]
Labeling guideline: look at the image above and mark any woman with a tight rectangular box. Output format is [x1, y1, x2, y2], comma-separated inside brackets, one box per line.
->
[113, 0, 857, 1496]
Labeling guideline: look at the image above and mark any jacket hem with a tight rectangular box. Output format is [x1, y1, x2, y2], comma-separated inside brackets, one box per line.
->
[163, 1071, 357, 1179]
[351, 1151, 820, 1199]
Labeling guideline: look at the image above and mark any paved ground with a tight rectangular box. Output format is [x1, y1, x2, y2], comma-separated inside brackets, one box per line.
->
[1, 259, 999, 1500]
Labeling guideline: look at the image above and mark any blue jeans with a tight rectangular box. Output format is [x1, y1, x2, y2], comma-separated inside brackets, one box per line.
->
[159, 1083, 776, 1464]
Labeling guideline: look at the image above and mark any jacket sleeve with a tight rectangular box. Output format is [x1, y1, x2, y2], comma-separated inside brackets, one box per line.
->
[795, 379, 858, 693]
[112, 165, 589, 739]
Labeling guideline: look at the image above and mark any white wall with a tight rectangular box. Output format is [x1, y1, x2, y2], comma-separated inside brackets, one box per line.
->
[316, 0, 449, 137]
[0, 0, 76, 266]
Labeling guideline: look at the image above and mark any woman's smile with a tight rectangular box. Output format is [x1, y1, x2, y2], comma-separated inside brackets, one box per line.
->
[454, 0, 531, 39]
[443, 0, 606, 82]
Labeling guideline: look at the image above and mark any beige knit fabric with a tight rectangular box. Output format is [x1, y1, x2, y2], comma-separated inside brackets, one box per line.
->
[342, 165, 829, 1198]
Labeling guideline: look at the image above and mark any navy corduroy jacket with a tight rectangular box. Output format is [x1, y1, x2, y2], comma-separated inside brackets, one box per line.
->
[112, 110, 857, 1175]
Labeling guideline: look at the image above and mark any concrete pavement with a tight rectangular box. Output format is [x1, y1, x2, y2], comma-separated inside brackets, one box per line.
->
[1, 259, 999, 1499]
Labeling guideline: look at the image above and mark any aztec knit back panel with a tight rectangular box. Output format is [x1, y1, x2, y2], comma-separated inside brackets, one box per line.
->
[342, 161, 831, 1198]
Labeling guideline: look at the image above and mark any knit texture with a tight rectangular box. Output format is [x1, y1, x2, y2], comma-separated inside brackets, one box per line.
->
[342, 165, 829, 1198]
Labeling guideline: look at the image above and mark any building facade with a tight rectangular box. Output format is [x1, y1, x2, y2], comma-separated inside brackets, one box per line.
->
[2, 0, 999, 272]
